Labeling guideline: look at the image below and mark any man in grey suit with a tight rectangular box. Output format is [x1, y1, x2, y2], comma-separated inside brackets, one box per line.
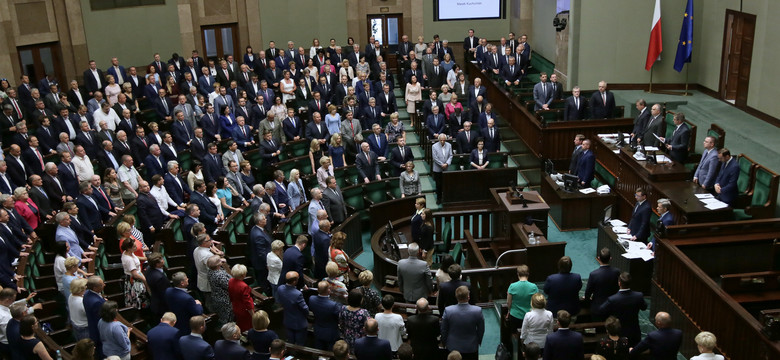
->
[321, 176, 347, 226]
[221, 141, 244, 170]
[638, 104, 664, 148]
[533, 72, 553, 111]
[173, 94, 200, 129]
[693, 136, 719, 192]
[396, 242, 432, 303]
[441, 286, 485, 360]
[432, 133, 452, 205]
[225, 160, 251, 204]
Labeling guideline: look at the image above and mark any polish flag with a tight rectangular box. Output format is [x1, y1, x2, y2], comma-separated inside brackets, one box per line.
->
[645, 0, 663, 70]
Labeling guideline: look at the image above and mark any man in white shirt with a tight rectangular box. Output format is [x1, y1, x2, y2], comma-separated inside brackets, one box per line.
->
[375, 294, 406, 351]
[71, 145, 94, 182]
[150, 174, 184, 218]
[93, 102, 120, 131]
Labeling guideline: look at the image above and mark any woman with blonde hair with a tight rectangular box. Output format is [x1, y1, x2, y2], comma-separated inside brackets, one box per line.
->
[339, 59, 355, 81]
[357, 270, 381, 316]
[325, 104, 342, 136]
[228, 264, 254, 331]
[286, 169, 306, 210]
[247, 310, 278, 360]
[520, 293, 554, 349]
[104, 75, 121, 105]
[310, 139, 326, 176]
[691, 331, 724, 360]
[316, 156, 334, 189]
[329, 231, 350, 277]
[325, 261, 348, 304]
[69, 278, 90, 340]
[266, 240, 284, 297]
[329, 133, 346, 169]
[116, 221, 147, 264]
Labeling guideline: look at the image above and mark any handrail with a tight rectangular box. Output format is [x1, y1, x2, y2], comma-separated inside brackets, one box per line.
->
[494, 248, 528, 268]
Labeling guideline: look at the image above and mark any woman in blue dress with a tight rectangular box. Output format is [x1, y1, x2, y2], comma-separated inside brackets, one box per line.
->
[329, 133, 346, 168]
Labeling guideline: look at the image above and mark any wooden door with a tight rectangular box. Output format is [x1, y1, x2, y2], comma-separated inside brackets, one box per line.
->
[17, 43, 64, 86]
[367, 14, 403, 69]
[201, 23, 239, 62]
[719, 10, 755, 107]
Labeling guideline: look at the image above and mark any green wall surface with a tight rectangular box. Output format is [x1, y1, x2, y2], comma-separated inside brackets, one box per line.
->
[423, 0, 511, 41]
[80, 0, 181, 70]
[258, 0, 348, 51]
[531, 0, 557, 62]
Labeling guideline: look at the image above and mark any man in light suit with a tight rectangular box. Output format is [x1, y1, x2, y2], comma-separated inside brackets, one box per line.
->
[397, 242, 433, 302]
[543, 311, 584, 360]
[165, 272, 204, 336]
[589, 80, 616, 119]
[638, 104, 664, 147]
[659, 112, 690, 164]
[179, 316, 214, 360]
[693, 136, 720, 192]
[276, 271, 309, 345]
[146, 312, 180, 360]
[630, 99, 651, 146]
[432, 134, 452, 204]
[308, 281, 344, 351]
[714, 148, 739, 205]
[354, 319, 393, 360]
[563, 87, 586, 120]
[629, 312, 683, 360]
[441, 286, 485, 360]
[627, 188, 652, 243]
[173, 95, 199, 130]
[226, 160, 251, 203]
[598, 272, 648, 346]
[322, 176, 347, 226]
[533, 72, 553, 111]
[576, 139, 595, 187]
[355, 142, 380, 184]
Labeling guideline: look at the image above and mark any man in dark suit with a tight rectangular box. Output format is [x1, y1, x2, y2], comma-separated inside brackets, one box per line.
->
[144, 253, 170, 318]
[0, 162, 17, 196]
[714, 148, 739, 205]
[584, 248, 621, 318]
[165, 272, 204, 336]
[214, 322, 250, 360]
[442, 286, 484, 360]
[27, 175, 53, 219]
[500, 56, 523, 86]
[83, 276, 106, 358]
[354, 319, 392, 360]
[630, 99, 652, 146]
[248, 212, 272, 291]
[281, 109, 302, 141]
[190, 128, 207, 161]
[563, 87, 586, 120]
[136, 180, 168, 242]
[455, 121, 479, 154]
[153, 88, 173, 122]
[279, 236, 307, 286]
[178, 316, 214, 360]
[638, 104, 664, 147]
[201, 144, 224, 184]
[660, 112, 690, 164]
[308, 281, 343, 350]
[164, 163, 191, 206]
[355, 142, 380, 183]
[576, 139, 595, 187]
[543, 310, 584, 360]
[467, 78, 487, 111]
[57, 153, 80, 198]
[22, 138, 47, 176]
[566, 134, 584, 175]
[146, 312, 180, 360]
[388, 137, 414, 176]
[481, 118, 501, 153]
[231, 116, 254, 151]
[308, 91, 329, 120]
[6, 145, 31, 189]
[426, 106, 447, 140]
[438, 264, 475, 310]
[406, 298, 440, 359]
[82, 60, 105, 96]
[305, 112, 330, 144]
[589, 80, 616, 119]
[311, 220, 332, 280]
[464, 29, 479, 61]
[627, 188, 652, 243]
[75, 182, 102, 231]
[142, 145, 165, 180]
[199, 104, 221, 144]
[598, 272, 648, 346]
[376, 84, 397, 117]
[276, 271, 309, 345]
[630, 311, 683, 360]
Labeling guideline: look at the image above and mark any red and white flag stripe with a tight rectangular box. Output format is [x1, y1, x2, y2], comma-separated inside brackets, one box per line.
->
[645, 0, 663, 71]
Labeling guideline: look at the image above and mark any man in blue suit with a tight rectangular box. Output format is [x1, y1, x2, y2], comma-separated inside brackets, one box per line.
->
[171, 111, 195, 151]
[279, 236, 307, 287]
[276, 271, 309, 345]
[467, 77, 487, 111]
[543, 310, 584, 360]
[426, 106, 447, 140]
[627, 188, 652, 243]
[231, 116, 254, 151]
[714, 148, 739, 205]
[214, 322, 250, 360]
[441, 286, 484, 360]
[249, 213, 272, 292]
[693, 136, 719, 192]
[165, 272, 204, 336]
[437, 264, 475, 309]
[630, 311, 683, 360]
[649, 199, 675, 251]
[576, 139, 595, 187]
[354, 319, 392, 360]
[190, 180, 219, 233]
[57, 153, 80, 198]
[660, 112, 691, 164]
[164, 162, 191, 206]
[308, 281, 344, 350]
[598, 272, 648, 346]
[145, 254, 170, 318]
[543, 256, 582, 317]
[366, 124, 388, 158]
[75, 182, 102, 231]
[179, 315, 214, 360]
[83, 276, 106, 358]
[106, 58, 127, 86]
[584, 248, 621, 318]
[312, 220, 332, 280]
[147, 312, 180, 360]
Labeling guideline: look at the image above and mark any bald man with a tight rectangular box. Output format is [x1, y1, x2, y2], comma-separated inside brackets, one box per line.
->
[630, 312, 683, 359]
[354, 318, 392, 360]
[275, 271, 309, 345]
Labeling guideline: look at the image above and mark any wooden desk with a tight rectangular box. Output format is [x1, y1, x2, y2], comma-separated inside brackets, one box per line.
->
[491, 188, 551, 236]
[442, 167, 517, 206]
[597, 223, 653, 294]
[592, 136, 732, 224]
[505, 223, 567, 282]
[540, 173, 617, 230]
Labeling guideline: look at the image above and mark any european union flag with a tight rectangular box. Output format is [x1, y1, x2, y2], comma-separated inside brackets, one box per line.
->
[673, 0, 694, 72]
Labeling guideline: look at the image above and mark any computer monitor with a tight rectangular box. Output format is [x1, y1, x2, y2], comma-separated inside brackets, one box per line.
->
[602, 204, 613, 226]
[544, 159, 556, 175]
[563, 173, 579, 192]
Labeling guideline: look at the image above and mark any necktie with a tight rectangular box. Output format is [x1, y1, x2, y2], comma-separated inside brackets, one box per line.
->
[466, 132, 470, 142]
[162, 97, 169, 112]
[69, 163, 76, 177]
[490, 128, 494, 138]
[400, 147, 405, 158]
[510, 66, 514, 74]
[97, 187, 109, 206]
[575, 97, 579, 109]
[105, 130, 112, 141]
[602, 93, 606, 105]
[11, 99, 22, 118]
[435, 67, 438, 75]
[372, 108, 375, 117]
[543, 83, 547, 97]
[365, 153, 370, 164]
[241, 126, 246, 137]
[317, 100, 320, 109]
[35, 148, 43, 169]
[494, 54, 498, 65]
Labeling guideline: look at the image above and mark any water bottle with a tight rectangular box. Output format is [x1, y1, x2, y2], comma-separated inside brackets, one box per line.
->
[529, 231, 537, 245]
[56, 350, 62, 360]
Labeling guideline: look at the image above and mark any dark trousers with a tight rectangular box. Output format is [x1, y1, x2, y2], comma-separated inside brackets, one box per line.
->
[286, 327, 307, 346]
[433, 170, 443, 201]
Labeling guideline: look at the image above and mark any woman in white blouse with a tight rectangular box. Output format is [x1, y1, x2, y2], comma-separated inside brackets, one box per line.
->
[520, 293, 555, 349]
[310, 38, 322, 58]
[68, 278, 90, 340]
[266, 240, 284, 297]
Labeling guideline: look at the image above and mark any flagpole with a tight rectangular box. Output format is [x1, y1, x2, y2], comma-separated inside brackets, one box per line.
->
[683, 63, 690, 96]
[649, 66, 654, 93]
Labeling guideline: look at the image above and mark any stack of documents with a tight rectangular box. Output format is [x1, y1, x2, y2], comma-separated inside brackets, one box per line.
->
[609, 219, 626, 227]
[579, 188, 596, 194]
[620, 240, 655, 261]
[695, 193, 728, 210]
[597, 185, 611, 194]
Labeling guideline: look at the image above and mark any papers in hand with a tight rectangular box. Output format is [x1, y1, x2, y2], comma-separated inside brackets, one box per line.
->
[653, 133, 664, 142]
[609, 219, 627, 227]
[579, 188, 596, 194]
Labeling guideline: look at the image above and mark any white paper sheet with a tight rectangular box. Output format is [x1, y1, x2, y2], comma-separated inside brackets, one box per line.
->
[612, 226, 628, 234]
[695, 193, 714, 199]
[609, 219, 627, 227]
[579, 188, 596, 194]
[705, 202, 729, 210]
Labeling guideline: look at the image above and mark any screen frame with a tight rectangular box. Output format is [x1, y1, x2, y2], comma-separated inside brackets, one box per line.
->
[433, 0, 507, 22]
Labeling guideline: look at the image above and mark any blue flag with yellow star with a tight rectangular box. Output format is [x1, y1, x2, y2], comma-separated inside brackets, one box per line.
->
[673, 0, 693, 72]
